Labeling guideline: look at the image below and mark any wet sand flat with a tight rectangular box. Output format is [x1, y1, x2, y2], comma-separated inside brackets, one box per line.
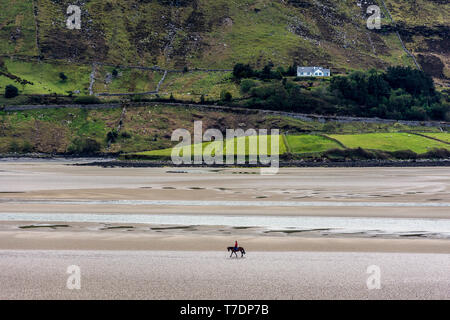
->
[0, 250, 448, 300]
[0, 162, 449, 219]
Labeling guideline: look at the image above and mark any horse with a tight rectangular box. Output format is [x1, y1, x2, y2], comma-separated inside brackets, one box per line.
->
[227, 246, 246, 258]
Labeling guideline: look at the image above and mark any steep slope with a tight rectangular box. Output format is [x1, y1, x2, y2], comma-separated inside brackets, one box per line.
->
[1, 0, 448, 84]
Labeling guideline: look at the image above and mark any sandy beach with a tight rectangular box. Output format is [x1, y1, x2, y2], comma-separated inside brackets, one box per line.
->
[1, 250, 449, 300]
[0, 160, 449, 299]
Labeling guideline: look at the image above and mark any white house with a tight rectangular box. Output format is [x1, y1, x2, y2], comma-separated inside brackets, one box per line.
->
[297, 66, 331, 77]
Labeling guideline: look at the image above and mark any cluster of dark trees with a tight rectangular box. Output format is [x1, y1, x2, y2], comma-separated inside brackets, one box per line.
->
[232, 64, 448, 121]
[4, 84, 19, 99]
[233, 62, 285, 81]
[233, 62, 299, 81]
[329, 67, 446, 120]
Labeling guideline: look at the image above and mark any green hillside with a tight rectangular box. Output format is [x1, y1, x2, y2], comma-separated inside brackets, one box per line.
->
[1, 1, 449, 159]
[1, 0, 448, 83]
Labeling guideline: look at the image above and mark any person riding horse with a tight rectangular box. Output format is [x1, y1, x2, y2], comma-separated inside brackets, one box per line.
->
[228, 241, 246, 258]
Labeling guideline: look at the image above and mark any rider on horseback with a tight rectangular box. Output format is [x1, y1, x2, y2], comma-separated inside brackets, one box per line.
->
[227, 241, 245, 258]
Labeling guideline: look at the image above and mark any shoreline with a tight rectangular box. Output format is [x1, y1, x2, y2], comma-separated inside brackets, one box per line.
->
[80, 160, 450, 168]
[1, 155, 450, 168]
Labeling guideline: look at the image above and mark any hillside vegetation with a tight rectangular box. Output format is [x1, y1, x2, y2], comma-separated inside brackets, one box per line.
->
[1, 1, 449, 158]
[1, 104, 448, 160]
[0, 0, 448, 87]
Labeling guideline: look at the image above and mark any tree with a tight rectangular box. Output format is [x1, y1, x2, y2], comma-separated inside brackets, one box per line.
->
[384, 66, 435, 97]
[285, 63, 297, 76]
[106, 130, 119, 143]
[240, 79, 258, 93]
[5, 85, 19, 98]
[59, 72, 68, 82]
[220, 90, 232, 102]
[260, 62, 274, 79]
[367, 69, 390, 102]
[233, 63, 254, 79]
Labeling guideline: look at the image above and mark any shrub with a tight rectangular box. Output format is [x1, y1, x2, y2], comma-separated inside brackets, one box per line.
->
[59, 72, 68, 81]
[240, 79, 258, 94]
[73, 95, 101, 104]
[22, 141, 34, 153]
[389, 150, 418, 159]
[120, 131, 131, 139]
[419, 148, 450, 159]
[131, 95, 143, 102]
[8, 140, 20, 153]
[324, 147, 388, 160]
[106, 130, 119, 143]
[220, 90, 232, 102]
[8, 140, 34, 153]
[68, 138, 101, 155]
[5, 85, 19, 99]
[233, 63, 254, 79]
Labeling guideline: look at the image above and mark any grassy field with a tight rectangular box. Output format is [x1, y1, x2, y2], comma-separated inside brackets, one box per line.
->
[285, 135, 342, 154]
[0, 57, 237, 99]
[93, 66, 163, 95]
[328, 133, 450, 154]
[129, 134, 286, 159]
[420, 132, 450, 144]
[161, 71, 239, 101]
[0, 58, 91, 95]
[126, 131, 450, 160]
